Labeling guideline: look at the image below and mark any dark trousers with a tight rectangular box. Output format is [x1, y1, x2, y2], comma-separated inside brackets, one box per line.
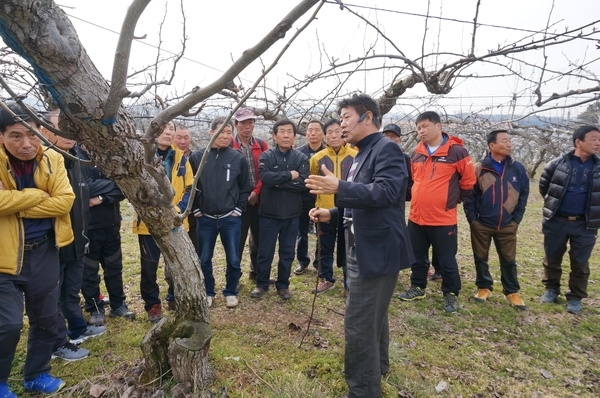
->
[296, 204, 312, 267]
[138, 234, 174, 311]
[187, 213, 198, 252]
[408, 221, 461, 295]
[542, 216, 597, 300]
[196, 215, 242, 297]
[314, 213, 338, 283]
[81, 224, 127, 312]
[0, 235, 59, 383]
[470, 220, 520, 295]
[344, 245, 398, 398]
[256, 216, 299, 290]
[239, 203, 260, 274]
[56, 256, 87, 347]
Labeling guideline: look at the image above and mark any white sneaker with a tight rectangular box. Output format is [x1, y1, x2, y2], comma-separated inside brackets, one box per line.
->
[206, 296, 213, 307]
[226, 296, 238, 308]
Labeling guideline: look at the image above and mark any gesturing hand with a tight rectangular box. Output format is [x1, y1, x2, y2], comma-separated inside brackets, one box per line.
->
[305, 165, 339, 195]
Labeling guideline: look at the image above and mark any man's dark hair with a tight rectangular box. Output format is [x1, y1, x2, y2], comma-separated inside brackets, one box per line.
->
[273, 118, 297, 135]
[486, 129, 509, 146]
[307, 119, 324, 131]
[336, 94, 381, 129]
[323, 118, 341, 132]
[0, 102, 36, 133]
[572, 125, 600, 147]
[415, 111, 441, 125]
[210, 117, 234, 131]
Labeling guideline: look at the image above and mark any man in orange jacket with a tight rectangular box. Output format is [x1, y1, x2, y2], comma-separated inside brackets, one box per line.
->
[398, 111, 476, 313]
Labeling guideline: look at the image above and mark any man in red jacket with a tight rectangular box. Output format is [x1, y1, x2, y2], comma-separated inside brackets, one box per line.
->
[232, 107, 268, 280]
[398, 111, 476, 313]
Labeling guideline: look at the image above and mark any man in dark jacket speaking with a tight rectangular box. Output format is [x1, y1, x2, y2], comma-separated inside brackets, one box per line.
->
[539, 125, 600, 315]
[307, 94, 413, 398]
[250, 119, 309, 300]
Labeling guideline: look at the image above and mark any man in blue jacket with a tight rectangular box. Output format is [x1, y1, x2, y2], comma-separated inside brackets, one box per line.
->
[463, 130, 529, 310]
[250, 119, 309, 300]
[307, 94, 413, 398]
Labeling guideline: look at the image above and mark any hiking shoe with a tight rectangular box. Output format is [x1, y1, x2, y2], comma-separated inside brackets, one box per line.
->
[206, 296, 214, 307]
[52, 342, 89, 362]
[109, 303, 136, 320]
[474, 288, 491, 302]
[293, 263, 309, 275]
[506, 292, 527, 310]
[540, 288, 559, 303]
[443, 292, 459, 313]
[430, 273, 442, 281]
[147, 304, 163, 323]
[0, 382, 16, 398]
[250, 287, 266, 298]
[226, 296, 239, 308]
[313, 278, 335, 294]
[277, 288, 292, 300]
[70, 325, 106, 345]
[398, 286, 426, 301]
[24, 373, 66, 394]
[566, 299, 582, 314]
[89, 309, 105, 326]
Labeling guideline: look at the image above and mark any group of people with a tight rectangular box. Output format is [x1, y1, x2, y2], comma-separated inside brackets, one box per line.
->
[0, 103, 134, 396]
[1, 94, 599, 398]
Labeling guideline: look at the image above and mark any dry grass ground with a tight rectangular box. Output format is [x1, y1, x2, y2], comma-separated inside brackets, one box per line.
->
[9, 184, 600, 397]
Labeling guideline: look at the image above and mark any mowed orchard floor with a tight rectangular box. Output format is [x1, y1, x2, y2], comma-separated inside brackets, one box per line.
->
[11, 184, 600, 397]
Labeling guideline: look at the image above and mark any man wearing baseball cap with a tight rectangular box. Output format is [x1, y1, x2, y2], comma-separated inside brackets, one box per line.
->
[232, 107, 269, 280]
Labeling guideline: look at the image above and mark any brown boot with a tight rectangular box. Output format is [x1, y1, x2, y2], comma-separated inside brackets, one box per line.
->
[474, 288, 491, 302]
[506, 292, 526, 310]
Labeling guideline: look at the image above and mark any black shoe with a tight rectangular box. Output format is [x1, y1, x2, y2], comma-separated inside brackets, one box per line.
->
[277, 288, 292, 300]
[250, 287, 266, 298]
[293, 264, 309, 275]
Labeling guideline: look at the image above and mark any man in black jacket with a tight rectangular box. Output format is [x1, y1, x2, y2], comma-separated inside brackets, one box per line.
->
[307, 94, 413, 398]
[79, 148, 135, 325]
[250, 119, 309, 300]
[190, 117, 250, 309]
[41, 112, 101, 362]
[539, 125, 600, 314]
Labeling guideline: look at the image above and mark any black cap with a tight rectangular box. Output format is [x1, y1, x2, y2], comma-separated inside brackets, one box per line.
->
[382, 123, 402, 137]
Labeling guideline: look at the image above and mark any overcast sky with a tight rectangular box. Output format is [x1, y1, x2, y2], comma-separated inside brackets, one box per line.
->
[52, 0, 600, 121]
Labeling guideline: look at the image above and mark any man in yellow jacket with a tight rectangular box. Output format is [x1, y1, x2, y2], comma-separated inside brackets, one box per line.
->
[309, 119, 357, 294]
[132, 121, 192, 323]
[0, 102, 75, 397]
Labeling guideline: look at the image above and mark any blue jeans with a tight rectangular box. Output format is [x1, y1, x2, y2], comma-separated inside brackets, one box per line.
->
[196, 215, 242, 297]
[256, 216, 299, 290]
